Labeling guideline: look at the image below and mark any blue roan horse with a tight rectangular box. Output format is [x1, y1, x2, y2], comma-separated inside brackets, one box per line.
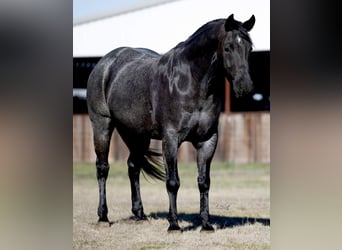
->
[87, 14, 255, 232]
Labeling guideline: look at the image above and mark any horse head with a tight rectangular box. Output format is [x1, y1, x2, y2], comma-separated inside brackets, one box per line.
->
[221, 14, 255, 97]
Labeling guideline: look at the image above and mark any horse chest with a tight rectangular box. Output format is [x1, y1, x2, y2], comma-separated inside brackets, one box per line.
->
[180, 108, 219, 141]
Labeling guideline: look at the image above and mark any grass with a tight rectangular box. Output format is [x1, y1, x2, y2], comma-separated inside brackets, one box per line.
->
[73, 162, 269, 249]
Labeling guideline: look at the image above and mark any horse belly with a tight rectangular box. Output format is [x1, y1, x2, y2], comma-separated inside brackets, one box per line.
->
[107, 73, 154, 135]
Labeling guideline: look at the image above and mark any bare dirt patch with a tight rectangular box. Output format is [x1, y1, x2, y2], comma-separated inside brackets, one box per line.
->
[73, 162, 269, 249]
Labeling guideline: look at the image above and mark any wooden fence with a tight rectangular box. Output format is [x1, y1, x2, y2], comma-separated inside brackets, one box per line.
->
[73, 112, 270, 163]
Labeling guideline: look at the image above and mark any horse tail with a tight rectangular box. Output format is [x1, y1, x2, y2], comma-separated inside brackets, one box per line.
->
[142, 150, 165, 181]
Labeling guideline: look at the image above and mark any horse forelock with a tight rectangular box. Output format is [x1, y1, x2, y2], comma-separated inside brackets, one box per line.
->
[236, 27, 253, 44]
[219, 25, 253, 52]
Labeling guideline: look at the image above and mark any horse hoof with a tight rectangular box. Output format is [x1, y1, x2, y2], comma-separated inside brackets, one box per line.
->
[200, 224, 215, 232]
[98, 216, 109, 222]
[131, 214, 148, 222]
[167, 224, 182, 233]
[96, 220, 112, 227]
[135, 217, 148, 223]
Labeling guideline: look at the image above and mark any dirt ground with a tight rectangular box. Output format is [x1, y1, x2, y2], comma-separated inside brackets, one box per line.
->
[73, 162, 270, 249]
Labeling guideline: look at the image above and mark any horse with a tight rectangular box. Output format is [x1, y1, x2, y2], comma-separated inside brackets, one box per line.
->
[87, 14, 255, 232]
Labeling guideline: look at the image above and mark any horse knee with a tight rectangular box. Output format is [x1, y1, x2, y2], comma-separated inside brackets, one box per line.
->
[96, 160, 110, 179]
[166, 179, 180, 193]
[198, 176, 210, 193]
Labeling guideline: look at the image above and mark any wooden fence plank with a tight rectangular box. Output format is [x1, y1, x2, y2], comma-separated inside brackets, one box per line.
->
[73, 112, 270, 163]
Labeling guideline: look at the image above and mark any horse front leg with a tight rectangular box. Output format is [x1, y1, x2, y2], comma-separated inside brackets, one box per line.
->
[194, 133, 218, 232]
[162, 130, 181, 232]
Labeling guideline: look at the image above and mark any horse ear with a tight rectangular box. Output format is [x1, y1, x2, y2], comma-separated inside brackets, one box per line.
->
[225, 14, 236, 31]
[242, 15, 255, 31]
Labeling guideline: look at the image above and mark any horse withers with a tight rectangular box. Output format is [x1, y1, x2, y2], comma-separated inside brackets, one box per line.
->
[87, 14, 255, 232]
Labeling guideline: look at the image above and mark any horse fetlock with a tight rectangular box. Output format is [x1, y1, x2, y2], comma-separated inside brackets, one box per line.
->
[98, 216, 109, 223]
[98, 214, 109, 222]
[97, 205, 108, 218]
[132, 206, 147, 220]
[167, 213, 180, 230]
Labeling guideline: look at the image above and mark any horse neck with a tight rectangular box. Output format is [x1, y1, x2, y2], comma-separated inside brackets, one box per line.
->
[178, 26, 225, 98]
[180, 23, 224, 81]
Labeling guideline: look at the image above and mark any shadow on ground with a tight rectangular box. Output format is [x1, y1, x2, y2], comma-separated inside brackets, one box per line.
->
[97, 213, 270, 231]
[147, 212, 270, 231]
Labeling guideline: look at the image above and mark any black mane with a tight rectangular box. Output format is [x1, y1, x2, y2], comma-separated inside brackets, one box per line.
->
[175, 19, 225, 49]
[174, 18, 252, 51]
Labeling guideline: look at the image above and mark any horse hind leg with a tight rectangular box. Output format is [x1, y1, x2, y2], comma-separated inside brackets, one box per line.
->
[127, 153, 147, 221]
[124, 136, 164, 221]
[91, 116, 114, 223]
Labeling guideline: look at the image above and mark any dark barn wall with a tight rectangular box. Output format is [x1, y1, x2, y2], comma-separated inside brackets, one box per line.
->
[73, 51, 270, 163]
